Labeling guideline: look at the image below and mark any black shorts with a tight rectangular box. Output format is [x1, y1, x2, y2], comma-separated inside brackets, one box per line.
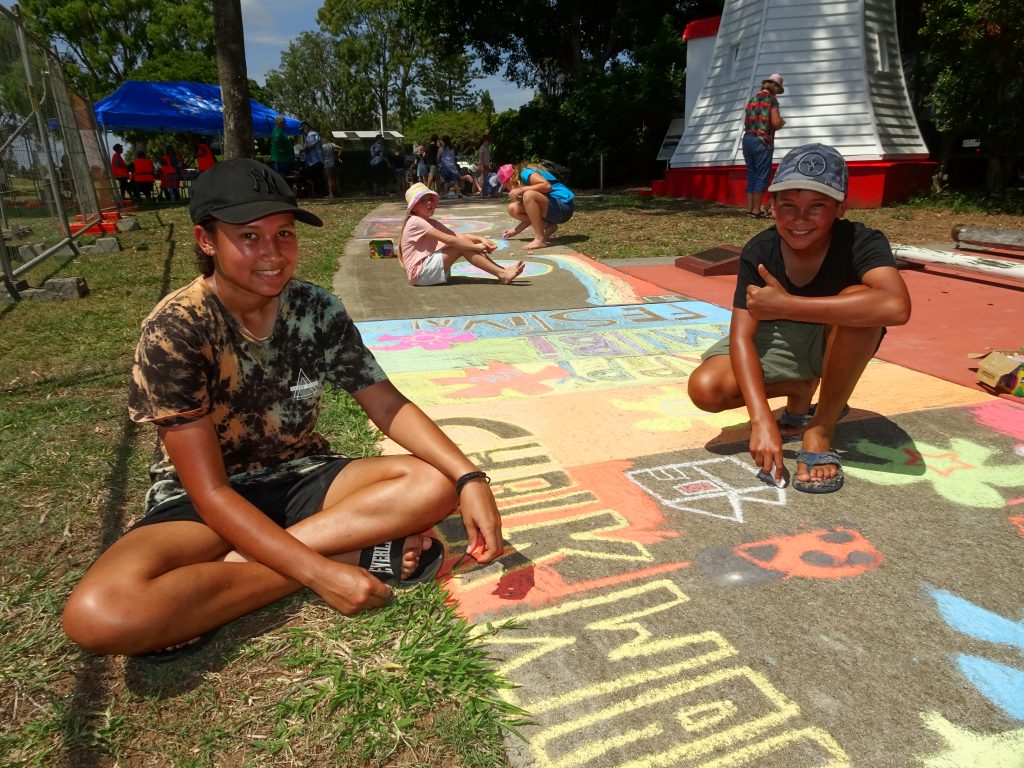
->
[129, 457, 354, 531]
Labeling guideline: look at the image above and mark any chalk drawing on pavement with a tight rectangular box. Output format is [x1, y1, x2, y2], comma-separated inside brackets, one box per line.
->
[432, 361, 571, 397]
[432, 418, 685, 619]
[928, 585, 1024, 720]
[528, 253, 653, 306]
[968, 400, 1024, 441]
[610, 385, 741, 432]
[488, 579, 850, 768]
[370, 327, 476, 351]
[845, 438, 1024, 508]
[359, 303, 731, 344]
[917, 711, 1024, 767]
[733, 527, 884, 580]
[450, 260, 553, 279]
[1011, 516, 1024, 537]
[625, 456, 786, 523]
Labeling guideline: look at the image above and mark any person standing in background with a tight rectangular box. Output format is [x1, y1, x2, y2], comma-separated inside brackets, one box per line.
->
[741, 73, 785, 218]
[270, 116, 294, 178]
[425, 135, 440, 192]
[159, 146, 181, 202]
[194, 138, 217, 174]
[369, 134, 389, 196]
[111, 143, 133, 203]
[477, 135, 491, 196]
[299, 122, 326, 197]
[322, 138, 341, 198]
[132, 149, 156, 202]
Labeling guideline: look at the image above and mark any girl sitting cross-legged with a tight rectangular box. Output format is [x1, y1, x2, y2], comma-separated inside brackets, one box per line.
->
[61, 159, 505, 662]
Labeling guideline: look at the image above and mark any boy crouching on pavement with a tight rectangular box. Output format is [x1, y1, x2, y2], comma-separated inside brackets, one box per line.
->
[688, 143, 911, 494]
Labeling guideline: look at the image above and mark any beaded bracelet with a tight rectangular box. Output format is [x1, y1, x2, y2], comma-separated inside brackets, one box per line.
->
[455, 470, 490, 494]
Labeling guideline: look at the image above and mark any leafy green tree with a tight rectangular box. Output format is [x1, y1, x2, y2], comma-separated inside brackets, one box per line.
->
[921, 0, 1023, 191]
[263, 31, 377, 133]
[404, 110, 488, 155]
[403, 1, 718, 186]
[416, 51, 481, 112]
[127, 50, 219, 84]
[18, 0, 215, 99]
[410, 0, 720, 96]
[479, 90, 495, 130]
[317, 0, 423, 129]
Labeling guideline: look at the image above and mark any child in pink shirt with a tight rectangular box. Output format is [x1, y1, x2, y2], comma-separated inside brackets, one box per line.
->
[399, 183, 524, 286]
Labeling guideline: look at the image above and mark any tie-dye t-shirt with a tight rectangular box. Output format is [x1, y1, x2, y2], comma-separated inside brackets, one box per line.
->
[129, 277, 387, 510]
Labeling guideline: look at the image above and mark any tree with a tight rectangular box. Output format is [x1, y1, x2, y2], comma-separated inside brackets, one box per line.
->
[921, 0, 1023, 191]
[401, 0, 720, 187]
[263, 31, 377, 132]
[212, 0, 253, 158]
[416, 51, 482, 112]
[404, 110, 488, 155]
[18, 0, 215, 99]
[317, 0, 423, 130]
[409, 0, 721, 96]
[128, 50, 220, 85]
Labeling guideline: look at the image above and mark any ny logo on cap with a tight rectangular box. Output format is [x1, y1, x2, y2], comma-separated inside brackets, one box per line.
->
[248, 167, 281, 195]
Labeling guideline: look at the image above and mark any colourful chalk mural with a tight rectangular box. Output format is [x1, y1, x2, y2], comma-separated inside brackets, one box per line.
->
[347, 199, 1024, 766]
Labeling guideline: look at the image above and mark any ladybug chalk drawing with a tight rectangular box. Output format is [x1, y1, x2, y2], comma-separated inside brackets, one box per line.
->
[733, 526, 884, 580]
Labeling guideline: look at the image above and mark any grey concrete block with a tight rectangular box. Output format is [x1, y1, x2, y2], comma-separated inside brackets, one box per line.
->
[41, 276, 89, 299]
[93, 237, 121, 252]
[18, 243, 41, 260]
[115, 218, 141, 232]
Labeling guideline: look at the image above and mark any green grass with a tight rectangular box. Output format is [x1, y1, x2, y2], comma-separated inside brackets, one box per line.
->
[0, 199, 527, 768]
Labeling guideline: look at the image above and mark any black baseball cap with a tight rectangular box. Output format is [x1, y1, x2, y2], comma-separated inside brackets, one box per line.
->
[189, 158, 323, 227]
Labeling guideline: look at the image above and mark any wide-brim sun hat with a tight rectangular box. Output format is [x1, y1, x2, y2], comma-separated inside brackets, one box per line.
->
[189, 158, 322, 226]
[496, 164, 515, 185]
[405, 182, 438, 213]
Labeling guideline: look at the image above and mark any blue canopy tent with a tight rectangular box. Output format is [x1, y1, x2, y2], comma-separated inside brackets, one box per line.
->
[93, 80, 302, 137]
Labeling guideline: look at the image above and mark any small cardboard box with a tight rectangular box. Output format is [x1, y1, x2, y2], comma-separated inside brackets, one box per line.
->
[969, 349, 1024, 396]
[368, 239, 395, 259]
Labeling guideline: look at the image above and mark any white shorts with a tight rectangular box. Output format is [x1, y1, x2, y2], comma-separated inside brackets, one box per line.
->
[415, 251, 450, 286]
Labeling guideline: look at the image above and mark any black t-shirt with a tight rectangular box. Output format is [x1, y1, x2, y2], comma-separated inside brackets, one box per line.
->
[733, 219, 895, 309]
[425, 142, 439, 164]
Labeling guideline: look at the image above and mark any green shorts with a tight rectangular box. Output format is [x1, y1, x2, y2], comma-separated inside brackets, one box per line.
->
[701, 320, 826, 383]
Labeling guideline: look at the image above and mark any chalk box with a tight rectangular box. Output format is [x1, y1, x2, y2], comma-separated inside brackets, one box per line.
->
[369, 239, 395, 259]
[969, 349, 1024, 396]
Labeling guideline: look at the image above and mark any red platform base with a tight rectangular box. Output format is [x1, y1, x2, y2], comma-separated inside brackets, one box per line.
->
[653, 159, 936, 209]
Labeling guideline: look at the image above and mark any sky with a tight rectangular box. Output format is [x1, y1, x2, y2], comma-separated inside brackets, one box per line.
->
[240, 0, 535, 118]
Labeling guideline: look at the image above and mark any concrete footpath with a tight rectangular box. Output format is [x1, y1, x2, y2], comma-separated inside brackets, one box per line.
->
[337, 197, 1024, 768]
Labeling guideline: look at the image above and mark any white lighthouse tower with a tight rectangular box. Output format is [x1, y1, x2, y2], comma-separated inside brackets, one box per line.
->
[654, 0, 933, 207]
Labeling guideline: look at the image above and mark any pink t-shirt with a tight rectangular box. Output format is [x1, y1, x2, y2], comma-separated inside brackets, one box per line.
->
[400, 215, 455, 285]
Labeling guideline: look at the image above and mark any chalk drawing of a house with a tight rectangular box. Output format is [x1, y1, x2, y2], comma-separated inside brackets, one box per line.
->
[653, 0, 934, 207]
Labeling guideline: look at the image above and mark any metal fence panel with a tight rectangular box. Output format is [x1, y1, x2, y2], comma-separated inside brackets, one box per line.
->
[0, 5, 111, 295]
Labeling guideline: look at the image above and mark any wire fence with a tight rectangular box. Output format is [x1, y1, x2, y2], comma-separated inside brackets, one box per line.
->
[1, 4, 115, 298]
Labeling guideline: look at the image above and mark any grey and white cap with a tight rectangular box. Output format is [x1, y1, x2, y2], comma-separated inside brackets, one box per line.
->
[768, 143, 848, 201]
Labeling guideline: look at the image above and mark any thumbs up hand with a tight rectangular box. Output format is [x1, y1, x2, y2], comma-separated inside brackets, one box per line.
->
[746, 264, 791, 320]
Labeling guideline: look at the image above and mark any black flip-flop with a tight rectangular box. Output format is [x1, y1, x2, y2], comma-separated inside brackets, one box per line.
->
[133, 629, 217, 664]
[793, 450, 844, 494]
[359, 536, 445, 588]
